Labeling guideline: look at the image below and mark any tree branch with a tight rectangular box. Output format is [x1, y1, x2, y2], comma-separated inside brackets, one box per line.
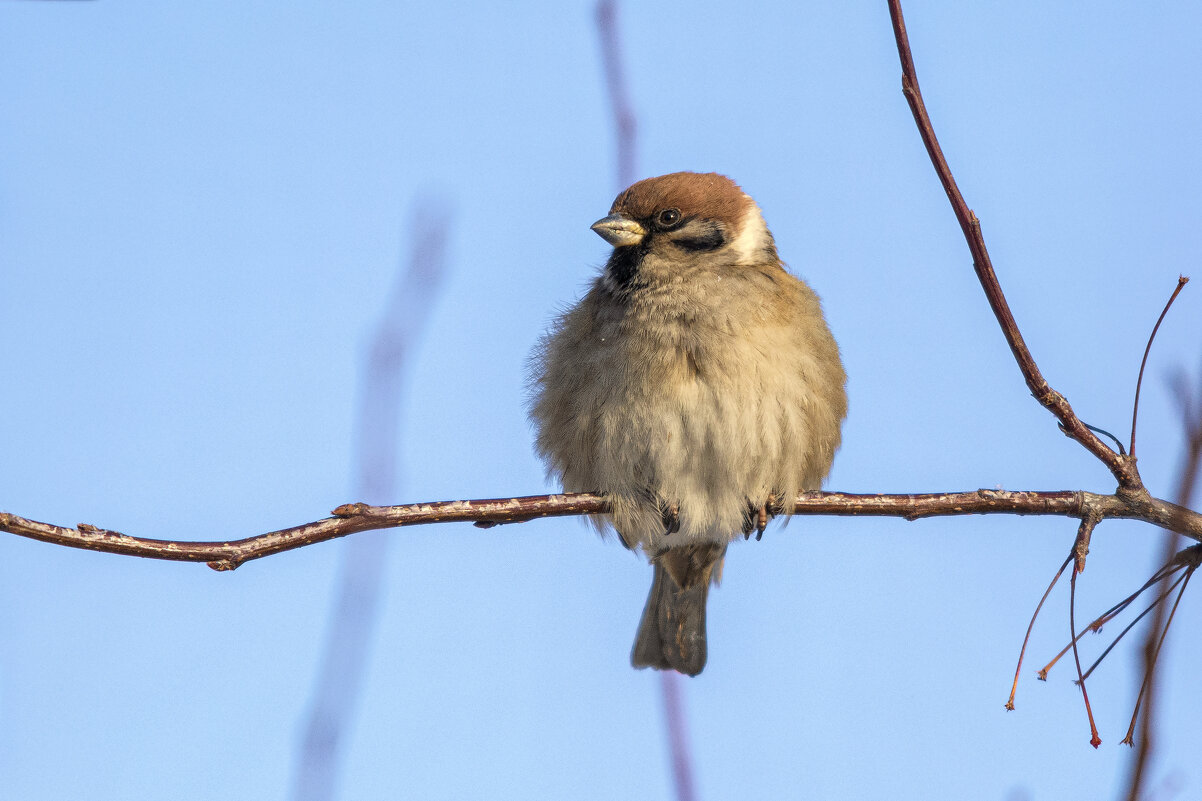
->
[886, 0, 1143, 492]
[4, 488, 1200, 571]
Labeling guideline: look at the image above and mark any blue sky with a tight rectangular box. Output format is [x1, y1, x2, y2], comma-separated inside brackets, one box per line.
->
[2, 2, 1201, 799]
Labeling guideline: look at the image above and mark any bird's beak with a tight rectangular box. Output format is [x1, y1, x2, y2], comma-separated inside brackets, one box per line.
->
[591, 213, 646, 247]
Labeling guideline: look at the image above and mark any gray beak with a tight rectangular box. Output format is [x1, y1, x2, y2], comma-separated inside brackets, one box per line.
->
[590, 213, 647, 247]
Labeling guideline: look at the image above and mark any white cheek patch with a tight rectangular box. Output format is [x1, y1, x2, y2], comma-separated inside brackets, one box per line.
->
[729, 200, 771, 264]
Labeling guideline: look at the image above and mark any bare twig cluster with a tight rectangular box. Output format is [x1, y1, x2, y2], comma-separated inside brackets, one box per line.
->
[884, 0, 1202, 764]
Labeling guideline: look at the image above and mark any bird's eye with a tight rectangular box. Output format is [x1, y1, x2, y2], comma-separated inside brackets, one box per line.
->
[656, 208, 682, 229]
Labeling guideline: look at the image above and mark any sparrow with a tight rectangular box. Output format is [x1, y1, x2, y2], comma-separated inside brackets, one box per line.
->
[529, 172, 847, 676]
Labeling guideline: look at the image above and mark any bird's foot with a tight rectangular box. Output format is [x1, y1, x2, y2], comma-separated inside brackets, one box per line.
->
[661, 501, 681, 535]
[742, 497, 772, 541]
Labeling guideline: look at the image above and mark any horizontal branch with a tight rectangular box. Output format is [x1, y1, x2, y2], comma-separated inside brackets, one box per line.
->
[3, 489, 1199, 571]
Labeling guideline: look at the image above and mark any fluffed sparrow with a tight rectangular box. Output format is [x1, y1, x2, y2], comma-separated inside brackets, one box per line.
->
[530, 172, 846, 675]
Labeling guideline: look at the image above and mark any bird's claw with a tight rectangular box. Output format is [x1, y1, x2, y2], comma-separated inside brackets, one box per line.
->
[662, 502, 681, 535]
[742, 497, 774, 541]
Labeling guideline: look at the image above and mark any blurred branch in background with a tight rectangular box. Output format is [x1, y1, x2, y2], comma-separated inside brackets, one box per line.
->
[596, 3, 695, 798]
[289, 203, 451, 801]
[1121, 371, 1202, 800]
[596, 0, 636, 190]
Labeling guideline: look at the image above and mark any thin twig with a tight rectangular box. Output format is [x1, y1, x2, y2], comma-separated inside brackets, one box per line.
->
[1080, 571, 1189, 683]
[1083, 554, 1192, 634]
[886, 0, 1141, 491]
[1123, 570, 1193, 749]
[1038, 573, 1179, 682]
[1007, 553, 1070, 710]
[1069, 519, 1102, 747]
[1130, 276, 1189, 458]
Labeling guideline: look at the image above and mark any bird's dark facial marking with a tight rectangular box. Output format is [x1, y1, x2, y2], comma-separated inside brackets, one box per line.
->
[673, 221, 726, 252]
[605, 245, 646, 291]
[603, 216, 728, 294]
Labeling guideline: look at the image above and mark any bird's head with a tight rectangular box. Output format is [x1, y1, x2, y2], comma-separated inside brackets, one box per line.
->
[591, 172, 779, 292]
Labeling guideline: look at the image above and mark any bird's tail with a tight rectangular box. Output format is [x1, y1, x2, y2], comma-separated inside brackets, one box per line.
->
[630, 543, 725, 677]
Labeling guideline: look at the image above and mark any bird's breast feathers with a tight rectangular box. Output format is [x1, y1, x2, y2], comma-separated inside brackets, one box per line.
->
[537, 269, 842, 549]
